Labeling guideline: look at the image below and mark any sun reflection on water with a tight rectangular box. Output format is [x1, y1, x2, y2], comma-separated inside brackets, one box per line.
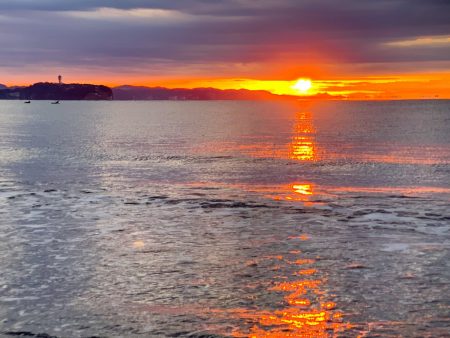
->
[261, 183, 316, 204]
[289, 111, 317, 162]
[292, 183, 313, 196]
[226, 244, 352, 337]
[186, 110, 352, 336]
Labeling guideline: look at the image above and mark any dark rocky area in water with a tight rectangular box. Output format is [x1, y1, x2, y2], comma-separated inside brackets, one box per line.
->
[0, 82, 113, 100]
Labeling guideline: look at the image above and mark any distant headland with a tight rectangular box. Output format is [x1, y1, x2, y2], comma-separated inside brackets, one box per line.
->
[111, 85, 300, 100]
[0, 82, 341, 101]
[0, 82, 113, 100]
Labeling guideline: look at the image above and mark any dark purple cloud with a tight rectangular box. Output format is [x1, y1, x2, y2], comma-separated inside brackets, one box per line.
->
[0, 0, 449, 80]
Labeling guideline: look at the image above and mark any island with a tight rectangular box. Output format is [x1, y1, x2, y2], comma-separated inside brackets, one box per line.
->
[0, 82, 113, 100]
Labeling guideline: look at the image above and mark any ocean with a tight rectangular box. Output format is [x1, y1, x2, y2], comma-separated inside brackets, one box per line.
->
[0, 100, 449, 337]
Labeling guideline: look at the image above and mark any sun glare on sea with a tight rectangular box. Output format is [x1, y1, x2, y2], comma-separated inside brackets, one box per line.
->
[293, 79, 312, 94]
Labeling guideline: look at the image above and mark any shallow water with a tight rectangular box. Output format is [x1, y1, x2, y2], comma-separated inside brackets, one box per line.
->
[0, 100, 449, 337]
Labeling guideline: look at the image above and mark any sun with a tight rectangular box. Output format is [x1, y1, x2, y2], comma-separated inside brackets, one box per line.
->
[292, 79, 312, 94]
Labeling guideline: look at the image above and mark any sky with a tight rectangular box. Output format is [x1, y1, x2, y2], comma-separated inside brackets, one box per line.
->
[0, 0, 449, 99]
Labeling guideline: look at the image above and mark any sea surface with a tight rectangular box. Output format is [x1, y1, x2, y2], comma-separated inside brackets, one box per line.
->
[0, 100, 449, 337]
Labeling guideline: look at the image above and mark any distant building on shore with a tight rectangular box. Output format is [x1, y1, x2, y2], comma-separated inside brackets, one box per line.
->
[58, 75, 62, 85]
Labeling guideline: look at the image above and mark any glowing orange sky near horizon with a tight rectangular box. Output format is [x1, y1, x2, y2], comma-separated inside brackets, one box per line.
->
[156, 72, 450, 100]
[3, 72, 450, 100]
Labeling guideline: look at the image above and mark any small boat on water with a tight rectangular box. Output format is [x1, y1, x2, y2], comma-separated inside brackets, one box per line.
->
[51, 100, 60, 104]
[24, 101, 31, 103]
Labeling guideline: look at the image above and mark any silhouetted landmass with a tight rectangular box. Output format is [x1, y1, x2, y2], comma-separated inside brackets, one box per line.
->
[113, 85, 294, 100]
[0, 83, 7, 90]
[0, 82, 112, 100]
[0, 83, 342, 101]
[113, 85, 344, 100]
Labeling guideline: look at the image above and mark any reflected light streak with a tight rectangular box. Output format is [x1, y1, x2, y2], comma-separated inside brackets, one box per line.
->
[228, 276, 351, 337]
[298, 269, 317, 276]
[226, 239, 352, 337]
[192, 110, 321, 163]
[289, 111, 317, 162]
[269, 183, 316, 204]
[293, 184, 313, 196]
[235, 182, 318, 204]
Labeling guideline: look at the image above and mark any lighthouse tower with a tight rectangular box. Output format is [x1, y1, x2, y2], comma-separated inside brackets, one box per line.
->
[58, 75, 62, 85]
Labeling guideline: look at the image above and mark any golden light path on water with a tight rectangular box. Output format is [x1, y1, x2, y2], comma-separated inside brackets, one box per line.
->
[209, 110, 353, 337]
[185, 108, 449, 336]
[225, 256, 353, 337]
[289, 111, 317, 161]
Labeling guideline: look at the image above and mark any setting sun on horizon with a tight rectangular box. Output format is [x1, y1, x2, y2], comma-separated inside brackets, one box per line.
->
[292, 79, 313, 94]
